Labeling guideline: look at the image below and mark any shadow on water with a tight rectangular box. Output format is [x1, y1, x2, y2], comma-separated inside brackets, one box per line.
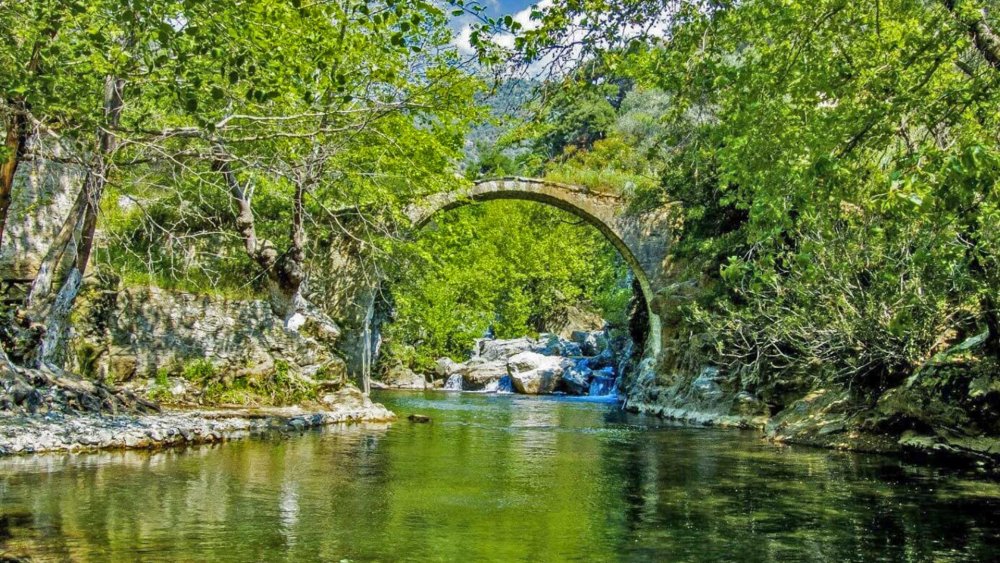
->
[1, 390, 999, 561]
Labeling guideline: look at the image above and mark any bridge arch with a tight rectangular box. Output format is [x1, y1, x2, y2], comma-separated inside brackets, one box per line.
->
[405, 177, 662, 353]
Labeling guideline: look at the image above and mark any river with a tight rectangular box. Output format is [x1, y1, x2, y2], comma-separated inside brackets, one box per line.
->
[1, 390, 999, 561]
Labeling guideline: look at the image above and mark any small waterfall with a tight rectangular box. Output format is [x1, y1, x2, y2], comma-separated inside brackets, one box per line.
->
[444, 374, 464, 391]
[496, 375, 514, 394]
[587, 370, 616, 397]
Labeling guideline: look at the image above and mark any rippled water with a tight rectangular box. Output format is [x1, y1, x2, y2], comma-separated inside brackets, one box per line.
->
[2, 391, 999, 561]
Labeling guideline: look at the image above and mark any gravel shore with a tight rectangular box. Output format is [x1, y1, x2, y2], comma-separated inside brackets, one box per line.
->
[0, 401, 395, 455]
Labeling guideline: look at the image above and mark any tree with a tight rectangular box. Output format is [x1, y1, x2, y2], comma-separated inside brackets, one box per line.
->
[1, 0, 182, 365]
[494, 0, 1000, 383]
[3, 0, 482, 367]
[119, 0, 481, 326]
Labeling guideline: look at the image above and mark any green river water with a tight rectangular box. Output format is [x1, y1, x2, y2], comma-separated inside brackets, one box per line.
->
[1, 390, 999, 561]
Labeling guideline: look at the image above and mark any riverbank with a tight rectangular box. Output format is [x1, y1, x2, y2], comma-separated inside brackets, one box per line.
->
[0, 349, 395, 455]
[624, 382, 1000, 473]
[0, 396, 394, 455]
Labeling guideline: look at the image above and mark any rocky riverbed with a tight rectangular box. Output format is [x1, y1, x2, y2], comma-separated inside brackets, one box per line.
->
[379, 329, 630, 396]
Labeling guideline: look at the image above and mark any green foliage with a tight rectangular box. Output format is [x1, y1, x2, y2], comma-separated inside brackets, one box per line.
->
[169, 358, 316, 406]
[155, 367, 170, 388]
[181, 358, 217, 383]
[501, 0, 1000, 392]
[383, 200, 632, 371]
[533, 85, 619, 158]
[147, 384, 173, 404]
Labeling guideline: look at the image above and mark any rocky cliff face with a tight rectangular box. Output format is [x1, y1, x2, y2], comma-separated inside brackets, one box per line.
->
[0, 134, 85, 279]
[67, 284, 347, 387]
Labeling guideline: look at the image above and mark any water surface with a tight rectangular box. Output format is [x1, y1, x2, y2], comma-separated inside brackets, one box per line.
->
[1, 390, 999, 561]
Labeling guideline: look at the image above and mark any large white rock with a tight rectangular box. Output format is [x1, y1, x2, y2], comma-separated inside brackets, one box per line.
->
[474, 337, 538, 361]
[458, 359, 509, 390]
[382, 365, 427, 390]
[434, 357, 462, 378]
[507, 352, 565, 394]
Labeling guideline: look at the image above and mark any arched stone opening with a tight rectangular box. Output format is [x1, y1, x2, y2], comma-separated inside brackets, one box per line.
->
[405, 178, 662, 355]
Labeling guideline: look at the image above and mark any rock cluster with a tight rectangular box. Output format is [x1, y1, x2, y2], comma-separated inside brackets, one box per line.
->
[425, 331, 620, 396]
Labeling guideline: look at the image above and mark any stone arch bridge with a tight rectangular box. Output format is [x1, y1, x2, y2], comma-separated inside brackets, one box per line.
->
[404, 177, 677, 354]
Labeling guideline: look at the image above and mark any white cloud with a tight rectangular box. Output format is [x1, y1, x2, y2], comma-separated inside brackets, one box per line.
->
[450, 1, 551, 57]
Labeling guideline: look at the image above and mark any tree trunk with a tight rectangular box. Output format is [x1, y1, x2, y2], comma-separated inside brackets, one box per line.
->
[943, 1, 1000, 69]
[984, 294, 1000, 363]
[212, 145, 308, 324]
[0, 103, 28, 248]
[270, 178, 308, 324]
[210, 144, 342, 348]
[28, 76, 124, 367]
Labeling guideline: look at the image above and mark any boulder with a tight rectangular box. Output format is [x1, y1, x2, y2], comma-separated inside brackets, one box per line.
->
[381, 365, 426, 390]
[434, 357, 462, 378]
[571, 331, 609, 357]
[538, 303, 605, 339]
[458, 359, 509, 390]
[474, 337, 538, 361]
[320, 384, 371, 409]
[691, 366, 725, 401]
[560, 359, 593, 395]
[585, 348, 616, 370]
[507, 352, 565, 394]
[536, 333, 582, 357]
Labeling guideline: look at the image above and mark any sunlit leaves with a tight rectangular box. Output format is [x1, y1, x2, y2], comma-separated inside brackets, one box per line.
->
[384, 200, 632, 369]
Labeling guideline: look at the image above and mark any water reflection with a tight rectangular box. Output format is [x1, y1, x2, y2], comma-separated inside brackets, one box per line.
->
[0, 392, 998, 561]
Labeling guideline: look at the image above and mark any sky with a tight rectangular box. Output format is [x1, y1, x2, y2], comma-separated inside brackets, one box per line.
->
[480, 0, 538, 17]
[449, 0, 549, 56]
